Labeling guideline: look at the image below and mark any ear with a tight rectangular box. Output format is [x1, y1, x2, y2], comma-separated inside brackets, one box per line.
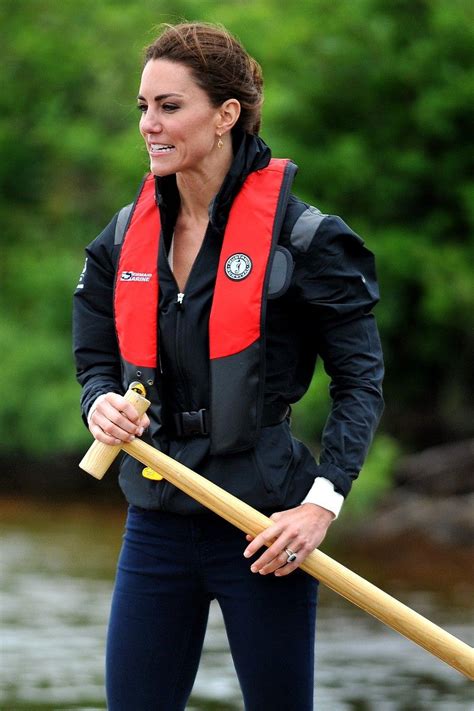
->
[216, 98, 241, 135]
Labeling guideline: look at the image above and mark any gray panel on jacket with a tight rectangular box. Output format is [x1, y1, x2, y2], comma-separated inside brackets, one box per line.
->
[114, 203, 133, 245]
[290, 206, 327, 252]
[268, 247, 294, 299]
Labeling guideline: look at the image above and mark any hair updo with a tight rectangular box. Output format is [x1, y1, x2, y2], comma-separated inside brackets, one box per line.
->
[144, 22, 264, 135]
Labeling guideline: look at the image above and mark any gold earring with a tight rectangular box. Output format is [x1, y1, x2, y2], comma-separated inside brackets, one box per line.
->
[217, 133, 224, 149]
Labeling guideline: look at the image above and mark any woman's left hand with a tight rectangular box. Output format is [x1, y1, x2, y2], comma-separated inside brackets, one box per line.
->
[243, 503, 335, 576]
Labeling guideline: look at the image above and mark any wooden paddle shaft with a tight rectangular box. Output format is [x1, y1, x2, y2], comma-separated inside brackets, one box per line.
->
[78, 386, 473, 680]
[117, 437, 474, 680]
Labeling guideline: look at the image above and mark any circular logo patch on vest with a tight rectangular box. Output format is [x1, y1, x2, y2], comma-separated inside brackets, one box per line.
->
[225, 253, 252, 281]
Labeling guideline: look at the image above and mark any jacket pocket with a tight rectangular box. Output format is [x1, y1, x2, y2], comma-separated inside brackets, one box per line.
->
[252, 420, 297, 504]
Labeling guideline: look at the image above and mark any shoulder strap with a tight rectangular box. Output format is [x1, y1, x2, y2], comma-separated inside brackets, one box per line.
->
[209, 158, 297, 453]
[114, 203, 133, 246]
[114, 175, 159, 369]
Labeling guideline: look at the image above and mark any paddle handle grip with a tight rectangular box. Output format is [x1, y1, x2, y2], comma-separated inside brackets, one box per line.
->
[79, 388, 151, 479]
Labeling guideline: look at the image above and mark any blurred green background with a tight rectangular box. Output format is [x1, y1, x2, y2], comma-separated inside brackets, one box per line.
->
[1, 0, 473, 509]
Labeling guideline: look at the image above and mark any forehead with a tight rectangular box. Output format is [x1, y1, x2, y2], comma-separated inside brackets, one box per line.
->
[139, 59, 205, 98]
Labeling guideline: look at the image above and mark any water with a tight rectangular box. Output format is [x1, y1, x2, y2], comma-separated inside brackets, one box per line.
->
[1, 500, 472, 710]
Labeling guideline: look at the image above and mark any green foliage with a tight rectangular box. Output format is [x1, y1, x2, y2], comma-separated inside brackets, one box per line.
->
[1, 0, 473, 460]
[293, 380, 401, 518]
[340, 434, 401, 519]
[292, 367, 332, 443]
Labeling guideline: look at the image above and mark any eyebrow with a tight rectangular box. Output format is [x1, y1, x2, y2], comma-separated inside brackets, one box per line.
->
[136, 93, 184, 102]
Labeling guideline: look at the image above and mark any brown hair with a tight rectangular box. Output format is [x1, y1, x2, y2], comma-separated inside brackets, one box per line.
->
[144, 22, 263, 134]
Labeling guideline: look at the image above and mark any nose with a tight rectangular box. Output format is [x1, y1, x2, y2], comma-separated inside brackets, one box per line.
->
[140, 109, 162, 136]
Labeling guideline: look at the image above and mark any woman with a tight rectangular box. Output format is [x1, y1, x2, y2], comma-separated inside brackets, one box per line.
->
[73, 22, 384, 710]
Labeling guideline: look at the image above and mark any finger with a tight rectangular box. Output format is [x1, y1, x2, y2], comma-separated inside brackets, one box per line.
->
[103, 398, 144, 432]
[247, 529, 292, 572]
[88, 421, 123, 446]
[138, 413, 151, 432]
[91, 405, 138, 442]
[90, 407, 150, 444]
[100, 396, 143, 427]
[255, 548, 295, 576]
[249, 535, 294, 573]
[116, 400, 143, 425]
[274, 557, 300, 577]
[91, 415, 136, 443]
[243, 524, 282, 558]
[243, 511, 292, 558]
[94, 393, 142, 423]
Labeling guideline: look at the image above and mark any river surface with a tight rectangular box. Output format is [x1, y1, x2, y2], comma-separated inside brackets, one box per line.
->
[1, 499, 472, 710]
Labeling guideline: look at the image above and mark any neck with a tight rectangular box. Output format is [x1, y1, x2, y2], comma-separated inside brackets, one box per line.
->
[176, 144, 233, 221]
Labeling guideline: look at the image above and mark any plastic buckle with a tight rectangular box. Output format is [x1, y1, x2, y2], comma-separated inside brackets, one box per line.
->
[179, 409, 208, 436]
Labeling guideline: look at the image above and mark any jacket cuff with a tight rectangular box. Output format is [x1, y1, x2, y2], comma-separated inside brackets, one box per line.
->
[301, 477, 344, 518]
[315, 462, 352, 498]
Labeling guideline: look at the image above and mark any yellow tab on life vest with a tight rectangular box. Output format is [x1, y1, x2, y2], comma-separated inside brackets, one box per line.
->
[142, 467, 163, 481]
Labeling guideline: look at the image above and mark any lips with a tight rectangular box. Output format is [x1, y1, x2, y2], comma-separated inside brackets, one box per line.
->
[149, 143, 175, 154]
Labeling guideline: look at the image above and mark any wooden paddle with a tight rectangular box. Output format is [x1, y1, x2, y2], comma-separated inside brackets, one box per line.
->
[80, 385, 474, 680]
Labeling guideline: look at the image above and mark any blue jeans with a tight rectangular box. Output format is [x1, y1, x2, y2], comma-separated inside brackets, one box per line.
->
[106, 506, 318, 710]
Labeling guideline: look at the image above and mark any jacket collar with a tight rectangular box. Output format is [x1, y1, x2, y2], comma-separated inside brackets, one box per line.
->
[154, 130, 272, 235]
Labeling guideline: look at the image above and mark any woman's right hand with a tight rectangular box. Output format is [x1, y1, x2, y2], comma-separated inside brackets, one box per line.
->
[87, 392, 150, 445]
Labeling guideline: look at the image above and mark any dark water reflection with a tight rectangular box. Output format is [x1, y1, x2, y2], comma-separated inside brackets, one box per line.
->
[1, 500, 472, 710]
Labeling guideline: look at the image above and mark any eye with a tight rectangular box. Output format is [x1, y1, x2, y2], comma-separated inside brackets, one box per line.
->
[162, 103, 179, 112]
[137, 103, 147, 113]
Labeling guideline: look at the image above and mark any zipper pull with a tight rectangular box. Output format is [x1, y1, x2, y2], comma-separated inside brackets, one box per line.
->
[176, 292, 185, 309]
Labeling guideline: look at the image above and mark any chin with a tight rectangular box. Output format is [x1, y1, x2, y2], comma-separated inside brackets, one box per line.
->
[150, 154, 183, 177]
[150, 162, 174, 177]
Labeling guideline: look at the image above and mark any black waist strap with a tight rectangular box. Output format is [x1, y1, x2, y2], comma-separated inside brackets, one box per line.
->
[172, 403, 289, 438]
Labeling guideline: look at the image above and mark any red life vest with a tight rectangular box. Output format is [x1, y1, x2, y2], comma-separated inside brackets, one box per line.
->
[114, 158, 296, 453]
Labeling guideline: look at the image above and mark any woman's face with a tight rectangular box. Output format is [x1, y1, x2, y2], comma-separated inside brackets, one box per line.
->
[138, 59, 223, 177]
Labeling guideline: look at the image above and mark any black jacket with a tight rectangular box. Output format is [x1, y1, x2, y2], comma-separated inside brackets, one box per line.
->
[73, 132, 384, 513]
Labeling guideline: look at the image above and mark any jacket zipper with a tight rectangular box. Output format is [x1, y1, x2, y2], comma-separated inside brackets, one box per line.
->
[174, 292, 193, 407]
[168, 225, 211, 411]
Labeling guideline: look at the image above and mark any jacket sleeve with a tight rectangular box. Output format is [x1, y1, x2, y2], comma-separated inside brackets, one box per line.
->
[295, 214, 385, 497]
[72, 214, 123, 425]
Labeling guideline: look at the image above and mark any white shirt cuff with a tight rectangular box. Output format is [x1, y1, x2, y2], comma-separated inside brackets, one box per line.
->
[301, 477, 344, 519]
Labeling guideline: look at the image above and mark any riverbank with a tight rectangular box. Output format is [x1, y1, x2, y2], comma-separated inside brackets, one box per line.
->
[338, 438, 474, 596]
